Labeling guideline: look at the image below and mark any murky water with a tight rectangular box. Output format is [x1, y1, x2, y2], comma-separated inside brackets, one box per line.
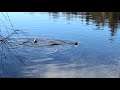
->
[1, 12, 120, 78]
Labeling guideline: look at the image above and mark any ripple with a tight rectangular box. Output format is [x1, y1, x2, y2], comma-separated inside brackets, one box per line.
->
[20, 63, 120, 78]
[30, 58, 54, 63]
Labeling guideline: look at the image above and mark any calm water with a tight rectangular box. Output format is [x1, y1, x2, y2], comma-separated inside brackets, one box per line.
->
[1, 12, 120, 78]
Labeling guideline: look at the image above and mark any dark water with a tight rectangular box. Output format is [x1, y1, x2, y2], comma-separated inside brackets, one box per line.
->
[1, 12, 120, 78]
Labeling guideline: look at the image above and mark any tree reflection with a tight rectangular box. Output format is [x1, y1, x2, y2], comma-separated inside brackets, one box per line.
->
[49, 12, 60, 19]
[86, 12, 120, 37]
[49, 12, 120, 37]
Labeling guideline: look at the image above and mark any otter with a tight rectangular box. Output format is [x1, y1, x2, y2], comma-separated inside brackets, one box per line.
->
[33, 38, 79, 46]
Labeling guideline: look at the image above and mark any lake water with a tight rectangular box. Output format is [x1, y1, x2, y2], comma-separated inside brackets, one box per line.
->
[1, 12, 120, 78]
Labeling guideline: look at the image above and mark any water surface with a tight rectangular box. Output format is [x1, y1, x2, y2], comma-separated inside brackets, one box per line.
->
[0, 12, 120, 78]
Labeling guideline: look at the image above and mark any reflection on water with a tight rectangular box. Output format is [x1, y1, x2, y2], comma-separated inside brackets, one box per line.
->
[49, 12, 120, 37]
[1, 12, 120, 78]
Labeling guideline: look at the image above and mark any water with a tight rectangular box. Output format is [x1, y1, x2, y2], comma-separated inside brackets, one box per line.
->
[1, 12, 120, 78]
